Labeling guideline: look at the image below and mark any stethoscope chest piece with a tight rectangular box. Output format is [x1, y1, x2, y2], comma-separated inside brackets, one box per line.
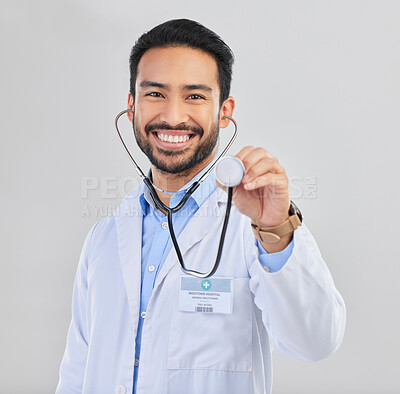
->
[215, 156, 245, 187]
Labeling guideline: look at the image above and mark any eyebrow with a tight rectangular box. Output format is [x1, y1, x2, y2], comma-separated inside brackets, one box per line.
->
[182, 84, 213, 93]
[139, 80, 213, 93]
[139, 80, 168, 89]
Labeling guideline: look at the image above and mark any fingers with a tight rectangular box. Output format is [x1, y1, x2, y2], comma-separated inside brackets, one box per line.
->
[243, 157, 283, 181]
[236, 146, 255, 162]
[244, 172, 289, 192]
[235, 146, 286, 190]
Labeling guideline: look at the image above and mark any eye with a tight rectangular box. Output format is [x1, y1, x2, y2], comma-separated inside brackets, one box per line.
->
[146, 92, 164, 98]
[187, 94, 205, 100]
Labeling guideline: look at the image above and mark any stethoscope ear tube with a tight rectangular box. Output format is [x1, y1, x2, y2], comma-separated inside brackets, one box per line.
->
[115, 109, 147, 180]
[115, 109, 238, 277]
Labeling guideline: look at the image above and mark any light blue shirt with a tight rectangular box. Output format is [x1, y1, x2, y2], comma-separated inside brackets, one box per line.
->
[133, 163, 294, 392]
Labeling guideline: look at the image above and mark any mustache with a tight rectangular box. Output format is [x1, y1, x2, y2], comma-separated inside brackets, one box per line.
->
[145, 122, 203, 137]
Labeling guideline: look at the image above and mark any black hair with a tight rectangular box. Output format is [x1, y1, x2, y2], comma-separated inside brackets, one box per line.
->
[129, 19, 234, 106]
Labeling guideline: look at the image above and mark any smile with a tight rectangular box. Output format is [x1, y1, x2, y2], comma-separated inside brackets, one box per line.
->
[156, 132, 192, 143]
[151, 130, 196, 148]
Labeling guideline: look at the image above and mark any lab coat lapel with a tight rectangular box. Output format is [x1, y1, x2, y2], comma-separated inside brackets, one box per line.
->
[154, 187, 228, 290]
[113, 190, 143, 334]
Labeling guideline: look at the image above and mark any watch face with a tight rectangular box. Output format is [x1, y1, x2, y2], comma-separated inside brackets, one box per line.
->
[289, 200, 303, 222]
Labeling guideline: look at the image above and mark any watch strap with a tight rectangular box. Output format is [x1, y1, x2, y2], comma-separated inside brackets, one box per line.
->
[251, 214, 301, 243]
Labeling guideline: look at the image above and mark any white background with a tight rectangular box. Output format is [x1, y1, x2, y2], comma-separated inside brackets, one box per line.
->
[0, 0, 399, 393]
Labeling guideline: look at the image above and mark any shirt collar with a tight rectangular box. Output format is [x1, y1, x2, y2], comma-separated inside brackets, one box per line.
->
[139, 157, 218, 216]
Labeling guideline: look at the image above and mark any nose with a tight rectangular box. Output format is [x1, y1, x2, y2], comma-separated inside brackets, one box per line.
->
[159, 96, 189, 127]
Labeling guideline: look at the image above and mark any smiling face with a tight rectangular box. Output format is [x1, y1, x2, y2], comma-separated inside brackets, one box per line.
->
[128, 46, 230, 175]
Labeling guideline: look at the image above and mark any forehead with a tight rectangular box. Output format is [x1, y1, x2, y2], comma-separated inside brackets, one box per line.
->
[136, 46, 219, 89]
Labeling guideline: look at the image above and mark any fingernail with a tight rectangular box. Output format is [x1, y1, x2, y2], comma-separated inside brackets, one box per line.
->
[243, 175, 250, 182]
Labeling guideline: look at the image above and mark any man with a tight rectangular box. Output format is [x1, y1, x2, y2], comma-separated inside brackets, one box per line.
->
[56, 19, 346, 394]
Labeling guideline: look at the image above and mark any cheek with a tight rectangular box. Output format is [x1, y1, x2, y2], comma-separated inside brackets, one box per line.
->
[134, 104, 149, 129]
[135, 102, 161, 128]
[192, 105, 219, 130]
[203, 112, 220, 132]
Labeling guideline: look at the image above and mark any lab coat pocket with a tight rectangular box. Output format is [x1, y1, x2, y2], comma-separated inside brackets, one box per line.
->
[167, 278, 252, 372]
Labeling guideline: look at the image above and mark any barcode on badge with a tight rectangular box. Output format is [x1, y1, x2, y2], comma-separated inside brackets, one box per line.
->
[195, 306, 214, 313]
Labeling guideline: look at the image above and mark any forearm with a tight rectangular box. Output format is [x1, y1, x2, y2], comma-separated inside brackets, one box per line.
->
[248, 223, 346, 361]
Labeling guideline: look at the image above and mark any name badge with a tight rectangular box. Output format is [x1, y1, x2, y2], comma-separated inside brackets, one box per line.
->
[179, 276, 233, 314]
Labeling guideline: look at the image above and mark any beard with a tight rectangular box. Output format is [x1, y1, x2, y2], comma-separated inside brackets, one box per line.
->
[132, 117, 219, 174]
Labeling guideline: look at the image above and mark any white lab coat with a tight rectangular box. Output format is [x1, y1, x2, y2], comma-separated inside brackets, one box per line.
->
[56, 185, 346, 394]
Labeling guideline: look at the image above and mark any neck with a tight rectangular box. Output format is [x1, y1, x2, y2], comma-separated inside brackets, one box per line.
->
[151, 149, 218, 207]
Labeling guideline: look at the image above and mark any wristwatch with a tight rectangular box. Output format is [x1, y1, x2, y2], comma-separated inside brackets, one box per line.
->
[251, 200, 303, 243]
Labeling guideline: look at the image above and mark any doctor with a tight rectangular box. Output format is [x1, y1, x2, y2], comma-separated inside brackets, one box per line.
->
[56, 19, 346, 394]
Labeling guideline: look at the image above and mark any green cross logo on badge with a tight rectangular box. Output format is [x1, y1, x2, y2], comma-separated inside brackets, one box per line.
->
[201, 279, 211, 291]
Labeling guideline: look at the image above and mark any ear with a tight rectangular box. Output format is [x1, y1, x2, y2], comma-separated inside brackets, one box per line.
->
[219, 96, 235, 128]
[127, 92, 134, 122]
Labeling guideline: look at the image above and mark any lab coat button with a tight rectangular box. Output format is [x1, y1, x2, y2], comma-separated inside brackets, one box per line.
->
[115, 385, 126, 394]
[149, 265, 155, 272]
[141, 311, 146, 318]
[134, 358, 140, 366]
[162, 221, 168, 229]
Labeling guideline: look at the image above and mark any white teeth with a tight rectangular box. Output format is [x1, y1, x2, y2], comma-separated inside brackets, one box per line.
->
[156, 133, 191, 143]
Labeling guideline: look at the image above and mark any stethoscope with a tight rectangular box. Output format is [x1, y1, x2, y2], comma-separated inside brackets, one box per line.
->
[115, 109, 244, 278]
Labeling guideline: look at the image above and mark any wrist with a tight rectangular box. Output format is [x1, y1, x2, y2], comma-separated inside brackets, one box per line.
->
[251, 203, 302, 247]
[253, 215, 289, 229]
[259, 231, 293, 253]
